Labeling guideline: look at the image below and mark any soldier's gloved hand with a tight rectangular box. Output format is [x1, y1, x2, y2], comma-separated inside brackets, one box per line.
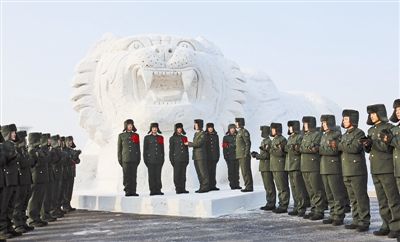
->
[329, 140, 337, 149]
[251, 151, 258, 158]
[379, 129, 393, 143]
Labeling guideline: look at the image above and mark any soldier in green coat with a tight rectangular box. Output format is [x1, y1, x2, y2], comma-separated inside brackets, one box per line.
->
[144, 123, 165, 196]
[300, 116, 326, 220]
[268, 123, 289, 213]
[0, 127, 8, 240]
[361, 104, 400, 238]
[169, 123, 189, 194]
[13, 131, 35, 233]
[205, 123, 220, 191]
[61, 136, 80, 211]
[338, 109, 370, 232]
[319, 115, 346, 226]
[49, 135, 65, 218]
[235, 118, 253, 192]
[117, 119, 141, 196]
[285, 120, 309, 216]
[27, 132, 49, 228]
[251, 126, 276, 210]
[187, 119, 209, 193]
[222, 124, 241, 190]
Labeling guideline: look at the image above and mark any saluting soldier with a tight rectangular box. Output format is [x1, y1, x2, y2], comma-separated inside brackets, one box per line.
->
[300, 116, 326, 220]
[285, 120, 309, 216]
[169, 123, 189, 194]
[117, 119, 141, 196]
[143, 123, 165, 196]
[205, 123, 220, 191]
[187, 119, 209, 193]
[251, 126, 276, 210]
[361, 104, 400, 238]
[28, 133, 50, 227]
[235, 118, 253, 192]
[319, 115, 346, 226]
[223, 124, 241, 190]
[338, 109, 370, 232]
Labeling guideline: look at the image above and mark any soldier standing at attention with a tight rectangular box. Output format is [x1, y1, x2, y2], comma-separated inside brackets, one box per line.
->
[205, 123, 220, 191]
[0, 127, 7, 240]
[361, 104, 400, 238]
[285, 120, 308, 217]
[62, 136, 80, 211]
[319, 115, 346, 226]
[338, 109, 370, 232]
[300, 116, 326, 221]
[144, 123, 165, 196]
[169, 123, 189, 194]
[251, 126, 276, 210]
[186, 119, 209, 193]
[117, 119, 140, 197]
[223, 124, 241, 190]
[235, 118, 253, 192]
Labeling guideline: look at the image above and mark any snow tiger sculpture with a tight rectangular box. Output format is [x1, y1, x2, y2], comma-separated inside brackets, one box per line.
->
[71, 33, 340, 193]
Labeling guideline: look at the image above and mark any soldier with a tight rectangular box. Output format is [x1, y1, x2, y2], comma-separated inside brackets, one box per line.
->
[13, 131, 35, 233]
[50, 135, 65, 218]
[169, 123, 189, 194]
[285, 120, 309, 216]
[186, 119, 209, 193]
[235, 118, 253, 192]
[319, 115, 346, 226]
[205, 123, 220, 191]
[62, 136, 80, 211]
[338, 109, 370, 232]
[117, 119, 140, 196]
[251, 126, 276, 210]
[0, 124, 22, 238]
[222, 124, 241, 190]
[0, 126, 7, 240]
[143, 123, 165, 196]
[268, 123, 289, 213]
[361, 104, 400, 238]
[300, 116, 326, 220]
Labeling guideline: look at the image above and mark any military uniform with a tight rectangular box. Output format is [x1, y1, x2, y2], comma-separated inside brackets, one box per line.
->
[252, 126, 276, 210]
[235, 118, 253, 192]
[285, 121, 309, 216]
[300, 116, 326, 220]
[387, 99, 400, 192]
[338, 109, 370, 231]
[363, 104, 400, 237]
[205, 123, 220, 190]
[169, 123, 189, 194]
[144, 123, 165, 195]
[0, 128, 8, 239]
[223, 124, 240, 190]
[118, 119, 141, 196]
[319, 115, 346, 225]
[188, 119, 209, 193]
[62, 136, 80, 211]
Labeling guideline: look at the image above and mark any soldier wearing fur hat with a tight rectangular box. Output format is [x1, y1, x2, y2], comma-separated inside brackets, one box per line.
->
[118, 119, 141, 196]
[169, 123, 189, 194]
[0, 124, 23, 238]
[300, 116, 326, 220]
[285, 120, 309, 216]
[319, 115, 346, 226]
[205, 123, 220, 191]
[223, 124, 241, 190]
[62, 136, 80, 211]
[235, 118, 253, 192]
[268, 123, 289, 213]
[361, 104, 400, 238]
[50, 135, 66, 218]
[251, 126, 276, 210]
[144, 123, 165, 196]
[187, 119, 210, 193]
[0, 127, 7, 240]
[338, 109, 371, 232]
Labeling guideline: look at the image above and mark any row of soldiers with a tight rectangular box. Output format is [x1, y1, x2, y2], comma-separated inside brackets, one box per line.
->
[0, 124, 81, 239]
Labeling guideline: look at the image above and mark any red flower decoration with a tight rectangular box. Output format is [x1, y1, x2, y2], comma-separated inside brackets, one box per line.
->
[157, 136, 164, 145]
[131, 133, 139, 144]
[181, 136, 188, 143]
[222, 142, 229, 149]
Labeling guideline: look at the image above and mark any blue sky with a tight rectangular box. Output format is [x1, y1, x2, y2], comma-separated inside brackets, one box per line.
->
[1, 1, 399, 145]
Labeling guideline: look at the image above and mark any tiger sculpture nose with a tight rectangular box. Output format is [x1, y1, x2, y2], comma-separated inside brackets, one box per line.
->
[154, 46, 175, 62]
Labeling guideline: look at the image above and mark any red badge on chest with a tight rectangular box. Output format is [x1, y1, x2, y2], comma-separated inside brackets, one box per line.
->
[131, 133, 139, 144]
[181, 136, 188, 143]
[157, 136, 164, 145]
[222, 142, 229, 149]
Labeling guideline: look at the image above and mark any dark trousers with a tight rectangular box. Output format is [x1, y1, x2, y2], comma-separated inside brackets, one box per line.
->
[343, 175, 370, 227]
[261, 171, 276, 206]
[226, 159, 240, 189]
[273, 171, 290, 209]
[0, 186, 17, 232]
[13, 184, 31, 227]
[207, 159, 218, 189]
[41, 181, 54, 219]
[28, 183, 46, 223]
[288, 170, 308, 213]
[62, 177, 74, 209]
[122, 162, 138, 194]
[173, 162, 188, 192]
[194, 159, 209, 191]
[52, 178, 63, 213]
[302, 171, 326, 215]
[321, 174, 346, 220]
[238, 156, 253, 190]
[147, 163, 163, 193]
